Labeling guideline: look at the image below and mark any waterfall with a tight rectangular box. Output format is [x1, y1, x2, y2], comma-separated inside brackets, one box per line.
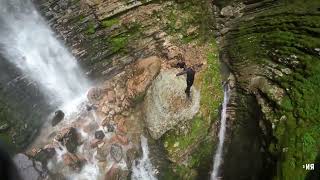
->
[211, 84, 230, 180]
[132, 135, 157, 180]
[0, 0, 90, 109]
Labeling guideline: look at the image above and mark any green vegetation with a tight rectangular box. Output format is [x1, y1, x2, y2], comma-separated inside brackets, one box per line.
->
[225, 0, 320, 178]
[160, 0, 214, 44]
[86, 21, 96, 34]
[109, 36, 128, 52]
[162, 42, 223, 178]
[101, 18, 120, 28]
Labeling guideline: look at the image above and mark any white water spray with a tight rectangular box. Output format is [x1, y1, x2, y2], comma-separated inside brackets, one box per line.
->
[211, 84, 230, 180]
[132, 136, 157, 180]
[0, 0, 90, 107]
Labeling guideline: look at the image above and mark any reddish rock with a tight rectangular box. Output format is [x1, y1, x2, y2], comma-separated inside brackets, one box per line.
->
[105, 164, 129, 180]
[55, 127, 79, 153]
[111, 134, 129, 146]
[127, 56, 161, 98]
[62, 153, 86, 171]
[107, 90, 116, 103]
[29, 146, 56, 163]
[90, 139, 103, 148]
[117, 118, 127, 134]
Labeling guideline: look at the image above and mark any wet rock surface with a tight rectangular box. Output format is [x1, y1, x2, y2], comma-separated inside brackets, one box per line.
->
[55, 127, 79, 153]
[51, 110, 65, 126]
[95, 130, 105, 140]
[62, 153, 86, 171]
[14, 153, 48, 180]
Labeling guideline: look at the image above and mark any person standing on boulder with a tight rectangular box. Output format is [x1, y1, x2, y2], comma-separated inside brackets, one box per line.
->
[176, 63, 203, 98]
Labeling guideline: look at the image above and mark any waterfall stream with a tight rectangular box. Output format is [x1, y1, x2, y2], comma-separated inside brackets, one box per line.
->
[211, 84, 230, 180]
[0, 0, 90, 108]
[132, 135, 157, 180]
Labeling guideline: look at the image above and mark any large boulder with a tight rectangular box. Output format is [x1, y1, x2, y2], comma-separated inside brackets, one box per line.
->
[14, 153, 47, 180]
[127, 56, 161, 98]
[144, 70, 200, 139]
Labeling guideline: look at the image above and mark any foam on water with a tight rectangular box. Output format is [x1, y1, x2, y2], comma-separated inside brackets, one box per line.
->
[0, 0, 90, 107]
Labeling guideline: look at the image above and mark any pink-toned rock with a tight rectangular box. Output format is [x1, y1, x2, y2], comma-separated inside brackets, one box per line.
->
[101, 106, 109, 114]
[117, 118, 127, 134]
[90, 139, 103, 148]
[127, 56, 161, 98]
[107, 90, 116, 103]
[62, 153, 86, 171]
[111, 134, 129, 146]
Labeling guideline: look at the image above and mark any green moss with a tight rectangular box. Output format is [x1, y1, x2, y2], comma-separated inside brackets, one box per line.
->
[101, 18, 120, 28]
[226, 0, 320, 178]
[109, 36, 128, 52]
[162, 0, 214, 44]
[86, 21, 96, 34]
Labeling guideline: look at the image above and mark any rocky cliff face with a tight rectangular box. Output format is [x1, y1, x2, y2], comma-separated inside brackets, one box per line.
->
[214, 0, 320, 179]
[0, 55, 51, 150]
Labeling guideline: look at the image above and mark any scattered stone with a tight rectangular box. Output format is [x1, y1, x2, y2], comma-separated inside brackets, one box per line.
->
[96, 142, 109, 162]
[62, 153, 86, 171]
[95, 130, 105, 140]
[126, 148, 139, 169]
[51, 110, 65, 126]
[220, 5, 234, 17]
[110, 144, 123, 162]
[116, 118, 127, 134]
[186, 26, 198, 36]
[90, 139, 103, 148]
[101, 106, 109, 114]
[30, 146, 56, 163]
[105, 164, 130, 180]
[106, 123, 115, 132]
[87, 87, 103, 103]
[114, 134, 129, 145]
[55, 127, 79, 153]
[107, 90, 116, 103]
[86, 104, 94, 111]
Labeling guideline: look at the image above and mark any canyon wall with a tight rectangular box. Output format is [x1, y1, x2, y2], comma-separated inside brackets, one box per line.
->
[214, 0, 320, 179]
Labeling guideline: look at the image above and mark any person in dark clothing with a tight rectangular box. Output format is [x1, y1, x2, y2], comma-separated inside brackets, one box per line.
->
[176, 63, 202, 98]
[176, 61, 186, 69]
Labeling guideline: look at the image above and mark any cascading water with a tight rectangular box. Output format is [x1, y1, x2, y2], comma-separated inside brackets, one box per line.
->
[211, 84, 230, 180]
[0, 0, 103, 179]
[132, 135, 157, 180]
[0, 0, 90, 109]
